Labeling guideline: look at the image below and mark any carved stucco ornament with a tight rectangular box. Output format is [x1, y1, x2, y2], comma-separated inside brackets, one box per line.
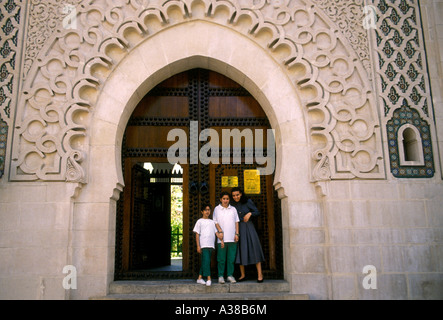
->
[10, 0, 384, 182]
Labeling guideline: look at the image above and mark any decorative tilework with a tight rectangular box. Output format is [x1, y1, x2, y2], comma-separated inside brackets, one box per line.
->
[0, 117, 6, 178]
[0, 0, 23, 178]
[0, 0, 21, 119]
[386, 99, 434, 178]
[372, 0, 436, 178]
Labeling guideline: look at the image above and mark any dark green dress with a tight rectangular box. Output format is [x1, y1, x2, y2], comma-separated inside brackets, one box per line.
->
[231, 199, 265, 265]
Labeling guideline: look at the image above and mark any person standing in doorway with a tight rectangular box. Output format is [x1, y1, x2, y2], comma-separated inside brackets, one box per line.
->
[213, 191, 239, 284]
[231, 187, 265, 282]
[193, 204, 224, 286]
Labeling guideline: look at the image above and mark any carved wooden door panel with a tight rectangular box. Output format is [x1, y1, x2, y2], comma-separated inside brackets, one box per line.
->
[115, 69, 283, 280]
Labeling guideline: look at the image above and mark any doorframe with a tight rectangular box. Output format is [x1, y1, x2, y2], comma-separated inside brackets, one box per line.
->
[85, 20, 311, 294]
[116, 68, 284, 279]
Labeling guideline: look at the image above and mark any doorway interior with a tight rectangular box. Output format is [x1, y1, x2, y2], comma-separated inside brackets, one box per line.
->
[114, 69, 283, 280]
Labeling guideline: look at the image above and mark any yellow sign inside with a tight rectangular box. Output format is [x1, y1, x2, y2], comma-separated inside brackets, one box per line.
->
[244, 170, 260, 194]
[221, 176, 238, 188]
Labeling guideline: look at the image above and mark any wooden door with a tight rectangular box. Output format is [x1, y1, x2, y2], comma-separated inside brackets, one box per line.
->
[114, 69, 283, 280]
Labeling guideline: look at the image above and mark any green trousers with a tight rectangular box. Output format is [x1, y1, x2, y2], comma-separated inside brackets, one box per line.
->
[217, 242, 237, 278]
[199, 248, 213, 277]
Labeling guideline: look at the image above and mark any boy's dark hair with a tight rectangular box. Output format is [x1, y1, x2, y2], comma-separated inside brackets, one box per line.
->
[200, 204, 212, 212]
[219, 191, 230, 199]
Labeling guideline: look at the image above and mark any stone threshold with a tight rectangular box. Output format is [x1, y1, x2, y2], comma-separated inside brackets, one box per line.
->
[91, 279, 309, 300]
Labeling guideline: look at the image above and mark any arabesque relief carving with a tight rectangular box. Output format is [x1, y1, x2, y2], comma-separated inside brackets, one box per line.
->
[311, 0, 371, 78]
[10, 0, 384, 182]
[23, 0, 84, 79]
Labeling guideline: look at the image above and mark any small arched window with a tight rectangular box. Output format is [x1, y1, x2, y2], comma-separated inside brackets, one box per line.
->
[398, 124, 424, 166]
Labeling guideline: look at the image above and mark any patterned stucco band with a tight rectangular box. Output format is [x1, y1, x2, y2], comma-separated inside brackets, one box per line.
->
[4, 1, 437, 181]
[8, 0, 386, 182]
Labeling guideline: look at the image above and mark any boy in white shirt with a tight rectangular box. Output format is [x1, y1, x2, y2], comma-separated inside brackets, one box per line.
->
[213, 191, 240, 284]
[193, 204, 224, 286]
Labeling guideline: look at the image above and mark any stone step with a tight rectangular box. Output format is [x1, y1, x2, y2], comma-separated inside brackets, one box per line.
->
[95, 292, 308, 300]
[92, 280, 309, 300]
[109, 279, 290, 295]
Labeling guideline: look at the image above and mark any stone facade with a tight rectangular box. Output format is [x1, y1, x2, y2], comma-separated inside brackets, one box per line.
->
[0, 0, 442, 299]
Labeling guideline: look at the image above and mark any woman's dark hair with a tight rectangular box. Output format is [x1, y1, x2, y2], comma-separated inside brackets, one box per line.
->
[200, 204, 211, 212]
[231, 187, 248, 204]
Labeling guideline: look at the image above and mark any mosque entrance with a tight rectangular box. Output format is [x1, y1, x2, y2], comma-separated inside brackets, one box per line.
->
[114, 69, 283, 280]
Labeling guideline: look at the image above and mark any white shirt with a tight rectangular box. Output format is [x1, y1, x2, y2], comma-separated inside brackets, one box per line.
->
[193, 218, 218, 249]
[212, 204, 239, 243]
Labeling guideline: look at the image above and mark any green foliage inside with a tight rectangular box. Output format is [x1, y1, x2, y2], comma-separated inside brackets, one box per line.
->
[171, 185, 183, 258]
